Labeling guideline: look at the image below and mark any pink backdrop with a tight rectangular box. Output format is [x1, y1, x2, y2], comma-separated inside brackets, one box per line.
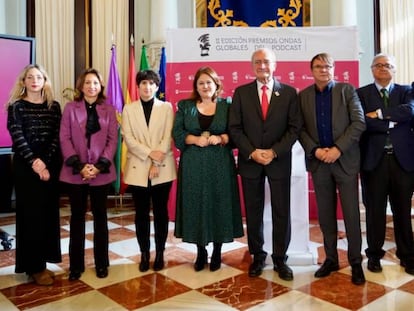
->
[166, 60, 359, 220]
[0, 35, 35, 149]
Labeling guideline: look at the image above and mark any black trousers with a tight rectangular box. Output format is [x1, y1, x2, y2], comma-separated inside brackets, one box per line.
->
[66, 183, 110, 272]
[241, 173, 291, 262]
[362, 153, 414, 261]
[312, 162, 362, 265]
[130, 181, 172, 253]
[13, 155, 61, 274]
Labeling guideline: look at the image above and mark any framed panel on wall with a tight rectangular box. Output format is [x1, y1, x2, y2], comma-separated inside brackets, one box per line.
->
[196, 0, 311, 27]
[0, 34, 35, 154]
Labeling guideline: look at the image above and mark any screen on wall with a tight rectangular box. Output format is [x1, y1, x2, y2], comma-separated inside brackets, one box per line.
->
[0, 34, 35, 150]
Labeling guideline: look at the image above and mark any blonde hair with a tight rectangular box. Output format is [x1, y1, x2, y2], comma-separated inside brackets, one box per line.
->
[7, 64, 55, 108]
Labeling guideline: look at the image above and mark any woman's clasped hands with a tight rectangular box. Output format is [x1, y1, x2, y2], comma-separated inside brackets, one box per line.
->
[81, 164, 99, 181]
[197, 133, 227, 147]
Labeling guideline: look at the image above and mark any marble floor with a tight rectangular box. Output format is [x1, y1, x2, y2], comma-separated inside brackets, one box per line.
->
[1, 198, 414, 311]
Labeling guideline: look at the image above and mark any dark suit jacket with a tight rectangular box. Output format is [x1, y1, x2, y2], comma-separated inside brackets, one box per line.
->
[299, 82, 366, 175]
[357, 83, 414, 172]
[229, 79, 300, 179]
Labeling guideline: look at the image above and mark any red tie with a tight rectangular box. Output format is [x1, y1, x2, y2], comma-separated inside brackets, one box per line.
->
[261, 85, 269, 119]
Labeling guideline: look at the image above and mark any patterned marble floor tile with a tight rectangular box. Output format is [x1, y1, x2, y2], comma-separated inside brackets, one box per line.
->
[0, 291, 19, 311]
[358, 261, 414, 289]
[126, 245, 198, 272]
[108, 227, 137, 243]
[221, 248, 252, 271]
[0, 265, 29, 289]
[0, 274, 93, 310]
[56, 246, 122, 272]
[137, 289, 236, 311]
[359, 290, 414, 311]
[27, 289, 127, 311]
[109, 237, 141, 257]
[297, 271, 393, 310]
[246, 289, 349, 311]
[260, 264, 319, 289]
[0, 214, 16, 226]
[105, 212, 136, 227]
[58, 215, 71, 227]
[197, 273, 290, 310]
[0, 248, 15, 268]
[98, 273, 191, 310]
[0, 223, 15, 236]
[160, 262, 244, 289]
[0, 202, 413, 310]
[315, 245, 349, 267]
[398, 278, 414, 294]
[78, 260, 144, 289]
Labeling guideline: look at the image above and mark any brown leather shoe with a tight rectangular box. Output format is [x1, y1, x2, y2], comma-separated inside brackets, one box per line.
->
[45, 269, 55, 278]
[32, 270, 54, 286]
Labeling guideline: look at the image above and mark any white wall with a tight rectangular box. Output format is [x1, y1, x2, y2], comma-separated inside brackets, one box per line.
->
[134, 0, 194, 69]
[356, 0, 375, 86]
[311, 0, 375, 86]
[0, 0, 26, 36]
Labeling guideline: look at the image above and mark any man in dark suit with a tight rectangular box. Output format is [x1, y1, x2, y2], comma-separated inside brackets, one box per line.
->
[298, 53, 366, 285]
[357, 53, 414, 275]
[229, 48, 300, 280]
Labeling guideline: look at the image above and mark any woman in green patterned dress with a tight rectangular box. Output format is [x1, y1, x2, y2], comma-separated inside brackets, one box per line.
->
[173, 66, 243, 272]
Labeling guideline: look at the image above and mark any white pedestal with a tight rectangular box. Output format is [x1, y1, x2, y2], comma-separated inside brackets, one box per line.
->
[263, 142, 316, 265]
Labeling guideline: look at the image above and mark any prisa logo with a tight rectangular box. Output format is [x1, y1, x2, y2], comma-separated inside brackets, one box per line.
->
[198, 34, 210, 57]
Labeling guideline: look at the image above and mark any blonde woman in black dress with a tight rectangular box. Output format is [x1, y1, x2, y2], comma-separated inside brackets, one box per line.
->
[7, 64, 62, 286]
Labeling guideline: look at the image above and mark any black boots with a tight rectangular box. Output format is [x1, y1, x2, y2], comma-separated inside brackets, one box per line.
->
[139, 251, 165, 272]
[139, 252, 150, 272]
[210, 243, 222, 271]
[194, 243, 223, 272]
[194, 245, 208, 271]
[153, 252, 164, 271]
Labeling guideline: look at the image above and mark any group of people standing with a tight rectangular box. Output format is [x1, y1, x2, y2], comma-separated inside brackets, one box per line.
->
[6, 47, 414, 288]
[7, 65, 119, 285]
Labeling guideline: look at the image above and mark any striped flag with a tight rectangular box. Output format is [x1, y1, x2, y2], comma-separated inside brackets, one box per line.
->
[119, 38, 138, 194]
[140, 45, 149, 70]
[157, 46, 166, 100]
[126, 37, 138, 103]
[107, 45, 125, 195]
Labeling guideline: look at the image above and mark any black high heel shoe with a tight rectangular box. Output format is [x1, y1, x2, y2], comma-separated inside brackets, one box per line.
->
[139, 252, 150, 272]
[96, 266, 108, 278]
[210, 243, 222, 271]
[194, 245, 208, 271]
[69, 270, 82, 281]
[153, 252, 164, 271]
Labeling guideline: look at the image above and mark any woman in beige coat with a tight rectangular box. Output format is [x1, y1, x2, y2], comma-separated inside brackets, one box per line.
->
[122, 70, 176, 272]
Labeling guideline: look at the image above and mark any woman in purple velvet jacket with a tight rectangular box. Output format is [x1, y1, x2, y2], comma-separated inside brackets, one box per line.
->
[59, 68, 118, 281]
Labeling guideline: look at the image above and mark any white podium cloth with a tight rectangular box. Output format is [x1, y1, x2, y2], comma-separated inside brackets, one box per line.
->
[263, 142, 315, 265]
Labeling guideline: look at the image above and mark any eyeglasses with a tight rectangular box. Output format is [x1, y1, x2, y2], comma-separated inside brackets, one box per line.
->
[312, 65, 334, 70]
[371, 63, 394, 69]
